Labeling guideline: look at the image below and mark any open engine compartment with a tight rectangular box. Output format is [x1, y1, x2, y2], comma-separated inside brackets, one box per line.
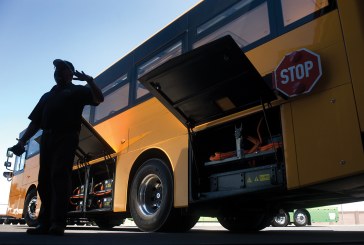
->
[190, 106, 285, 200]
[67, 118, 117, 215]
[69, 157, 116, 213]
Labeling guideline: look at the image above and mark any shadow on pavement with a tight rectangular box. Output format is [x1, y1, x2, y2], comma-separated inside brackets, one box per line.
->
[1, 225, 364, 245]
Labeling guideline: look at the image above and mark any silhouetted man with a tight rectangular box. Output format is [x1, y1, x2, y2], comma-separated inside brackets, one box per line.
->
[10, 59, 104, 235]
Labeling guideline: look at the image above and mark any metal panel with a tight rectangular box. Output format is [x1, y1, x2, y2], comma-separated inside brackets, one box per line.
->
[139, 35, 275, 128]
[75, 118, 115, 163]
[293, 84, 364, 186]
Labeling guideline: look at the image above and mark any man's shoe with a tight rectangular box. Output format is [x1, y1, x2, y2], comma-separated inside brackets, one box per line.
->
[48, 225, 65, 236]
[26, 225, 49, 235]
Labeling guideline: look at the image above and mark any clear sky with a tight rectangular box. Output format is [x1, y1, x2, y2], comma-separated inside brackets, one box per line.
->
[0, 0, 201, 212]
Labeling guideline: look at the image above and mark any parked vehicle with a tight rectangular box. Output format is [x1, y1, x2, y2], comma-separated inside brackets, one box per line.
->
[272, 207, 339, 227]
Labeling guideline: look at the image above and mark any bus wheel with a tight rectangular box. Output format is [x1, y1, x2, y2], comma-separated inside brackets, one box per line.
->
[293, 209, 309, 226]
[129, 158, 173, 232]
[217, 213, 271, 232]
[272, 209, 289, 227]
[93, 218, 125, 229]
[23, 189, 39, 227]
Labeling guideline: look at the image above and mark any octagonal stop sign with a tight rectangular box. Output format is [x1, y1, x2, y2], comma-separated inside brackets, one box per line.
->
[274, 48, 322, 97]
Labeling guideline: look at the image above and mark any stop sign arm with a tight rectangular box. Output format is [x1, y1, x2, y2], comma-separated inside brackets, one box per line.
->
[273, 48, 322, 98]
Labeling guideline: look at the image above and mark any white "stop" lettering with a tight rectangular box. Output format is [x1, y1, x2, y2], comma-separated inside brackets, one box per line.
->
[280, 61, 313, 84]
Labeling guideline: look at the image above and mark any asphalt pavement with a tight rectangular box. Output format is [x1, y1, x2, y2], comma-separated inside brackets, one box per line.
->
[1, 222, 364, 245]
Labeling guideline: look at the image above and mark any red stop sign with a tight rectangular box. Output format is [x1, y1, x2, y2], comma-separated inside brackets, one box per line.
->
[274, 48, 322, 97]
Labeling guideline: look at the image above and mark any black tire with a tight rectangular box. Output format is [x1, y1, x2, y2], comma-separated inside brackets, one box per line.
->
[161, 213, 200, 232]
[19, 219, 27, 225]
[129, 158, 173, 232]
[11, 220, 19, 225]
[23, 189, 39, 227]
[172, 214, 200, 232]
[3, 219, 11, 225]
[293, 209, 309, 227]
[272, 209, 289, 227]
[217, 213, 272, 232]
[94, 218, 125, 229]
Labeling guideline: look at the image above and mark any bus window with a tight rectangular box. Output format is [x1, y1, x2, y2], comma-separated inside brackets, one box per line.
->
[101, 74, 128, 93]
[94, 74, 129, 123]
[26, 130, 42, 159]
[135, 81, 149, 99]
[196, 0, 255, 35]
[281, 0, 329, 26]
[194, 1, 270, 49]
[136, 41, 183, 99]
[13, 151, 26, 173]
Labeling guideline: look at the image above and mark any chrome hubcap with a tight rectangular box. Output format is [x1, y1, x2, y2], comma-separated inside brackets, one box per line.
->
[296, 213, 306, 225]
[138, 174, 163, 216]
[274, 215, 286, 225]
[28, 196, 37, 220]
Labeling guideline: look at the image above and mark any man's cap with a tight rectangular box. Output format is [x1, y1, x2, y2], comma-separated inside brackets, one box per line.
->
[53, 59, 75, 73]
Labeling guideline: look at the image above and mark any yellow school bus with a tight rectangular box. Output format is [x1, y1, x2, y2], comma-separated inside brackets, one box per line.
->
[3, 0, 364, 232]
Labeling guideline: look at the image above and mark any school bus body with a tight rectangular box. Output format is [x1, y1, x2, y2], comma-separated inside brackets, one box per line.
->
[4, 0, 364, 231]
[92, 0, 364, 214]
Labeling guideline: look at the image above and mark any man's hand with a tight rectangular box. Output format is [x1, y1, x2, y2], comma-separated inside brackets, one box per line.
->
[9, 141, 25, 156]
[74, 70, 104, 104]
[73, 70, 93, 83]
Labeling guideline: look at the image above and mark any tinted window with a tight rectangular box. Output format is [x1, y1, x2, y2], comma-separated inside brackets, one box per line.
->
[194, 1, 270, 49]
[14, 152, 26, 173]
[102, 74, 128, 93]
[136, 41, 183, 99]
[26, 130, 42, 159]
[196, 0, 255, 35]
[281, 0, 329, 26]
[94, 80, 130, 123]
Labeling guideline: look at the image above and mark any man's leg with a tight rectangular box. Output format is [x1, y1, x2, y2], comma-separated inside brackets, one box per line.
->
[49, 132, 78, 231]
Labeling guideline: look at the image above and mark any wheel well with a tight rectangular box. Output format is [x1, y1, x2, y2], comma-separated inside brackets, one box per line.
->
[126, 148, 172, 212]
[25, 185, 37, 199]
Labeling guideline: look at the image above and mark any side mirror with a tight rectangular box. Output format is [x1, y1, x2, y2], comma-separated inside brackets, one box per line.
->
[4, 161, 12, 168]
[3, 171, 13, 181]
[6, 149, 13, 158]
[5, 148, 14, 170]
